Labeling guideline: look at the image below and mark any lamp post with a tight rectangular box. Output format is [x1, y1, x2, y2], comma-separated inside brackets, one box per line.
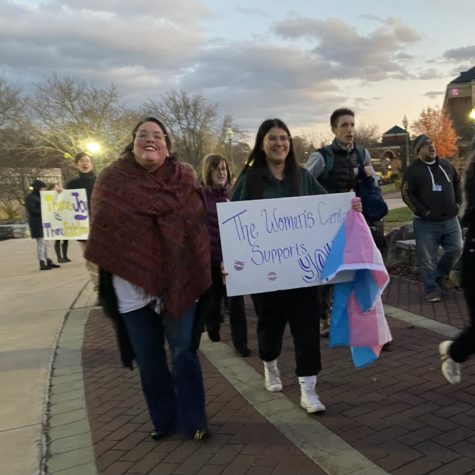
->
[225, 127, 234, 174]
[402, 115, 410, 168]
[86, 142, 100, 155]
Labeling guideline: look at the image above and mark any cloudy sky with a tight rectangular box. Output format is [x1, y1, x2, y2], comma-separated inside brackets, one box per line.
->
[1, 0, 474, 141]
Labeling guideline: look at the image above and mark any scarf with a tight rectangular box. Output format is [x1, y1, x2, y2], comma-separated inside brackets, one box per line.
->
[85, 156, 211, 318]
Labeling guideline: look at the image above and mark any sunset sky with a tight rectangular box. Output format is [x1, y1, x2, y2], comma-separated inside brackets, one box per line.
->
[1, 0, 474, 142]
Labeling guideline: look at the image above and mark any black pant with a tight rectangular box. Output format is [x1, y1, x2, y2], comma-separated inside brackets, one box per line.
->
[54, 240, 69, 260]
[450, 229, 475, 363]
[204, 265, 225, 335]
[316, 285, 332, 320]
[251, 287, 321, 376]
[228, 295, 248, 350]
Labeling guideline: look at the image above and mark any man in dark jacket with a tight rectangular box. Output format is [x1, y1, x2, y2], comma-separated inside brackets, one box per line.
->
[401, 134, 462, 303]
[25, 179, 60, 270]
[66, 152, 98, 294]
[305, 108, 380, 335]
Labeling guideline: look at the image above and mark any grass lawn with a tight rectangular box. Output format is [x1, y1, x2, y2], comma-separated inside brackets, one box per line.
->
[384, 206, 413, 233]
[381, 183, 397, 193]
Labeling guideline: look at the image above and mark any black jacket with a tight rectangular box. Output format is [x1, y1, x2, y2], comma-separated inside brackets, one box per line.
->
[66, 171, 96, 209]
[402, 157, 461, 221]
[25, 180, 46, 238]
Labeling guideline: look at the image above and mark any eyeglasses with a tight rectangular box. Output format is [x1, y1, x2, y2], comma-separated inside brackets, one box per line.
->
[265, 135, 291, 143]
[136, 132, 167, 141]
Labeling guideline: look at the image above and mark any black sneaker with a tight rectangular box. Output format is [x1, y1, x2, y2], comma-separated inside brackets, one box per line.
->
[234, 345, 251, 357]
[150, 430, 173, 441]
[193, 429, 210, 442]
[39, 261, 51, 271]
[207, 330, 221, 342]
[46, 259, 61, 269]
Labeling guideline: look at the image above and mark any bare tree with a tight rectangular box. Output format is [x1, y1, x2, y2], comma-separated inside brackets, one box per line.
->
[0, 78, 25, 130]
[292, 136, 315, 164]
[24, 74, 137, 169]
[355, 123, 381, 148]
[146, 90, 218, 168]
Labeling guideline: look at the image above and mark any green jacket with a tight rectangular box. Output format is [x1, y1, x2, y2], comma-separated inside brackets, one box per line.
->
[232, 166, 326, 201]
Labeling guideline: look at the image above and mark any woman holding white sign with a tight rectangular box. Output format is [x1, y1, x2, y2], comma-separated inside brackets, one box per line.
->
[85, 117, 211, 441]
[231, 118, 361, 414]
[201, 153, 250, 357]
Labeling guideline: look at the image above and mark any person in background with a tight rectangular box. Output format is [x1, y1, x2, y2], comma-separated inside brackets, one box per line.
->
[47, 183, 71, 263]
[201, 153, 250, 356]
[25, 179, 60, 271]
[305, 108, 379, 337]
[85, 117, 211, 441]
[402, 134, 462, 303]
[231, 118, 362, 414]
[439, 149, 475, 383]
[66, 152, 98, 292]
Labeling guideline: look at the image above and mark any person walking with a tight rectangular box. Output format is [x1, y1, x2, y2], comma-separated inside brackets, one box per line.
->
[201, 153, 250, 356]
[231, 118, 362, 414]
[401, 134, 462, 303]
[85, 117, 211, 441]
[305, 108, 382, 336]
[439, 149, 475, 383]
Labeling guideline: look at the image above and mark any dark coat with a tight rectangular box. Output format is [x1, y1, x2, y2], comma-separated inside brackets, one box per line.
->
[401, 157, 461, 221]
[25, 179, 46, 238]
[203, 185, 230, 265]
[66, 171, 96, 210]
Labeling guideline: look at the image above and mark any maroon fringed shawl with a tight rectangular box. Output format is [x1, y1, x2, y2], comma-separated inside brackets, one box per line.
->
[85, 156, 211, 318]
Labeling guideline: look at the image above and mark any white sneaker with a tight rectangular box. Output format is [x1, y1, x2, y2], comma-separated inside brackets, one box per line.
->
[439, 341, 461, 384]
[299, 376, 326, 414]
[264, 359, 282, 392]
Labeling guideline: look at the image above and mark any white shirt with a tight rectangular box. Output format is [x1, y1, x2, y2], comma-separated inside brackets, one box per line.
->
[112, 274, 160, 314]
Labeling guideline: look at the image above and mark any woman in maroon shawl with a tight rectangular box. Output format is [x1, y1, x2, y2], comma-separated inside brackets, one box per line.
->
[85, 117, 211, 441]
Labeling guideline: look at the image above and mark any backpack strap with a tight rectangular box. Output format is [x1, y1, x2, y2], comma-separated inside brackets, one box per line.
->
[317, 145, 334, 182]
[354, 145, 367, 168]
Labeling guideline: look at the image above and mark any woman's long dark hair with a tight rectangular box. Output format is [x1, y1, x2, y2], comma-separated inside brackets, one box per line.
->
[236, 118, 300, 199]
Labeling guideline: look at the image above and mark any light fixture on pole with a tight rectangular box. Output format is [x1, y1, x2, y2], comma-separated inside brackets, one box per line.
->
[225, 127, 234, 173]
[402, 115, 410, 168]
[86, 142, 100, 154]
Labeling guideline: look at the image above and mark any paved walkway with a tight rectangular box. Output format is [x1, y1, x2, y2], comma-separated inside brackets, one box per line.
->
[0, 238, 94, 475]
[2, 238, 475, 474]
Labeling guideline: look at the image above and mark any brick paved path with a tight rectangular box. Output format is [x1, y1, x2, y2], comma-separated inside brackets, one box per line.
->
[83, 311, 326, 475]
[82, 276, 475, 475]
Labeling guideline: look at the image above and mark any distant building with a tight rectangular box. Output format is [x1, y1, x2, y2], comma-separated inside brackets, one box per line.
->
[443, 65, 475, 157]
[0, 168, 63, 220]
[367, 126, 411, 182]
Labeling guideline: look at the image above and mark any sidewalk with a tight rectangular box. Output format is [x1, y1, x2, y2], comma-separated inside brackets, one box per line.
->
[0, 238, 95, 475]
[2, 238, 475, 474]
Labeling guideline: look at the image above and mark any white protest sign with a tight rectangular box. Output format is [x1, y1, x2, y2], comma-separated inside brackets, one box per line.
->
[218, 192, 355, 296]
[40, 189, 89, 240]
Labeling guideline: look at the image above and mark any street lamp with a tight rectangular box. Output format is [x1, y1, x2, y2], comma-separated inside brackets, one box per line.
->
[86, 142, 101, 154]
[225, 127, 234, 174]
[402, 115, 410, 168]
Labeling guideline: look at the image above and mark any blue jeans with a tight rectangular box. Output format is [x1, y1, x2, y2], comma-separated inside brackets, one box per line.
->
[122, 303, 207, 436]
[413, 216, 462, 293]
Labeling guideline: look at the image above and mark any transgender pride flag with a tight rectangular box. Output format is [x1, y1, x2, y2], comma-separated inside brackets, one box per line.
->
[321, 209, 392, 368]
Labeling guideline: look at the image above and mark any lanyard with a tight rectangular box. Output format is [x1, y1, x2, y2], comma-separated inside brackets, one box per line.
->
[426, 164, 450, 187]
